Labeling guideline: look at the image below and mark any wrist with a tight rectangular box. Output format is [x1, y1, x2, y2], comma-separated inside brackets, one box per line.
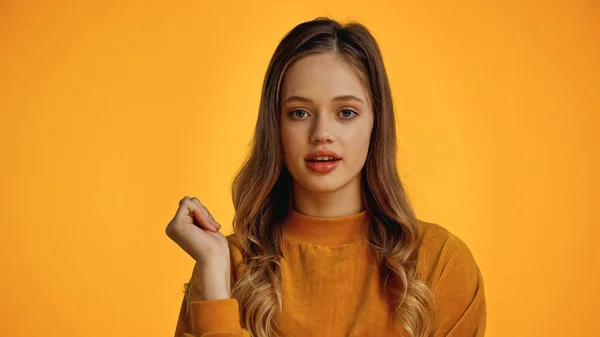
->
[196, 265, 231, 301]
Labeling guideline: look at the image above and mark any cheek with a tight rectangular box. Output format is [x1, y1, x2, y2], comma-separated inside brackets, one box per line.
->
[344, 125, 372, 154]
[280, 125, 303, 161]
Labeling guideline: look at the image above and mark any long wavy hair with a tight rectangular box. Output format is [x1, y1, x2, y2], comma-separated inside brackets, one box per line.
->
[230, 17, 435, 337]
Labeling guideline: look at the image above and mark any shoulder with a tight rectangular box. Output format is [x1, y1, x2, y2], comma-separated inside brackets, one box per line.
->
[415, 219, 482, 295]
[415, 219, 487, 334]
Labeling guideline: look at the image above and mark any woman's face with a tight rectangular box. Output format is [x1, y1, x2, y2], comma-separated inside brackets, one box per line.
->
[279, 52, 374, 194]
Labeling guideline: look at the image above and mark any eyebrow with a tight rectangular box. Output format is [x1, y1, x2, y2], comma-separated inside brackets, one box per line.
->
[281, 95, 365, 105]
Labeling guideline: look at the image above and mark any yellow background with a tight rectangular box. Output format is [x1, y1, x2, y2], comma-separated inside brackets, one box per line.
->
[1, 1, 598, 336]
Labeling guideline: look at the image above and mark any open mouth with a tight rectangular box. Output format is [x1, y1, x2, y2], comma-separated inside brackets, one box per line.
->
[305, 158, 341, 163]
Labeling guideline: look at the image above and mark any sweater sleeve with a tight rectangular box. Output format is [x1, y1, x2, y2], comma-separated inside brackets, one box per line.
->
[432, 236, 487, 337]
[174, 235, 250, 337]
[180, 298, 250, 337]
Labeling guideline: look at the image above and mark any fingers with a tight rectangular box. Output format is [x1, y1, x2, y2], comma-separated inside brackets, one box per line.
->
[190, 197, 222, 230]
[176, 196, 214, 231]
[178, 196, 221, 232]
[192, 197, 222, 230]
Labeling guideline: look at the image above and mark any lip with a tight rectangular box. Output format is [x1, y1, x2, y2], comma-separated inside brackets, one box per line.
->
[304, 150, 342, 173]
[305, 159, 341, 173]
[304, 150, 341, 161]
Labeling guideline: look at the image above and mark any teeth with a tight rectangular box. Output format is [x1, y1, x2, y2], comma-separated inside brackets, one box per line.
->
[313, 156, 335, 161]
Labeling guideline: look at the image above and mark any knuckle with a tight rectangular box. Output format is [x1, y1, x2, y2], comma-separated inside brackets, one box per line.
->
[180, 198, 194, 208]
[179, 196, 191, 206]
[191, 197, 202, 206]
[165, 224, 175, 238]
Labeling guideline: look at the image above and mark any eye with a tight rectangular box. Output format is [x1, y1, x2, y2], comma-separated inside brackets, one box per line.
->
[339, 109, 358, 119]
[289, 109, 309, 119]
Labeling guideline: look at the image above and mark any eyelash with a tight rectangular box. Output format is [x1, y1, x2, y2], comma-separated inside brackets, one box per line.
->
[288, 109, 358, 120]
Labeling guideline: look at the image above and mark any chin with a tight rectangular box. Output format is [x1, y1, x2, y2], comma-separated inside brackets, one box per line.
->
[301, 177, 348, 193]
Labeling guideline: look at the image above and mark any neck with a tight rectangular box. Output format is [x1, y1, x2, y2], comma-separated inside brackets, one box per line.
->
[291, 174, 365, 217]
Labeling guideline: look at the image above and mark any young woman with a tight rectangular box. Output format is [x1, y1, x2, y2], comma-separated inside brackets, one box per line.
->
[166, 17, 486, 337]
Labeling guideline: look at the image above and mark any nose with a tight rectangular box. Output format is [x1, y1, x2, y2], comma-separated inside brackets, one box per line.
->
[309, 113, 335, 144]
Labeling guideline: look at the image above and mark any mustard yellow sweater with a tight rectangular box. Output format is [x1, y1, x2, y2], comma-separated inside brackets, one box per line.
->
[174, 209, 486, 336]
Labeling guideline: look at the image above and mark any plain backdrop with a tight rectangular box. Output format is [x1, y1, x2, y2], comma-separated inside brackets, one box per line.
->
[1, 1, 598, 336]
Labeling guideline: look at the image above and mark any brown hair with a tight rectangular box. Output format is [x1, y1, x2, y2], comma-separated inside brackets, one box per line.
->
[230, 17, 435, 337]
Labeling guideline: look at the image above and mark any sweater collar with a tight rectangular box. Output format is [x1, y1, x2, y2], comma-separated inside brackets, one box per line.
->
[282, 208, 370, 245]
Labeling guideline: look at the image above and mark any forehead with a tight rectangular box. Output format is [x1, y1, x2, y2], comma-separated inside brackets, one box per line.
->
[280, 53, 369, 102]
